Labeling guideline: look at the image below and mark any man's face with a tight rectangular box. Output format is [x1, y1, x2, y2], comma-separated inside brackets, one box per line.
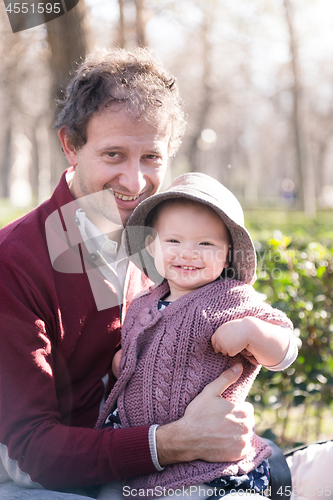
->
[61, 107, 171, 227]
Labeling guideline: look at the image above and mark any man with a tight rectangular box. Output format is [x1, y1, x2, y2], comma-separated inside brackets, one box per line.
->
[0, 47, 255, 499]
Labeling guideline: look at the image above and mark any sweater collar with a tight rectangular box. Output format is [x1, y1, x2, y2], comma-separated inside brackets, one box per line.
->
[49, 167, 77, 212]
[149, 279, 231, 318]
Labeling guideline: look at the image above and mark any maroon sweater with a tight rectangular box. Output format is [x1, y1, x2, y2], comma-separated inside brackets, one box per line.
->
[0, 169, 155, 489]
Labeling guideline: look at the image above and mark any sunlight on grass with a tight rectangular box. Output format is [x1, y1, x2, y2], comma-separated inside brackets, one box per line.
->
[254, 405, 333, 450]
[0, 199, 34, 228]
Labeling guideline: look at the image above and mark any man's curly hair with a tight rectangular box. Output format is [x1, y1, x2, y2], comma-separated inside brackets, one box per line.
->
[55, 47, 187, 157]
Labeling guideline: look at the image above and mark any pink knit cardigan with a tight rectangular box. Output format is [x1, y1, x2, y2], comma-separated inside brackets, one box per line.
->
[96, 279, 293, 495]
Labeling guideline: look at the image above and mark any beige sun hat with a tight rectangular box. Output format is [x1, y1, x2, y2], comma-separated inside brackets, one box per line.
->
[125, 172, 257, 285]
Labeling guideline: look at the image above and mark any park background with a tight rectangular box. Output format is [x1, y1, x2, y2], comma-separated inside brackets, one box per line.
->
[0, 0, 332, 450]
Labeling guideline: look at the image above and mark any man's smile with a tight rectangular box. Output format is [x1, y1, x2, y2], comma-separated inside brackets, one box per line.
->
[112, 190, 140, 201]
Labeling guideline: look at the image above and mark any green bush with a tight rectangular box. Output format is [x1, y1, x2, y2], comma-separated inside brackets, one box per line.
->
[245, 210, 333, 447]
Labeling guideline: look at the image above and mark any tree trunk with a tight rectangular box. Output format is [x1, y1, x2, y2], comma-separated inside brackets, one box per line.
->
[134, 0, 147, 47]
[29, 121, 40, 203]
[283, 0, 316, 216]
[45, 0, 89, 188]
[45, 0, 88, 101]
[117, 0, 126, 48]
[0, 126, 12, 198]
[188, 17, 213, 172]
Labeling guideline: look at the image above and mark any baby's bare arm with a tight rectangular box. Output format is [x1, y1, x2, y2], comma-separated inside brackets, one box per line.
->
[211, 317, 291, 367]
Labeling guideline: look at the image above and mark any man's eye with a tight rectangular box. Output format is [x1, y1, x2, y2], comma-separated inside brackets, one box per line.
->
[107, 152, 119, 158]
[146, 154, 159, 160]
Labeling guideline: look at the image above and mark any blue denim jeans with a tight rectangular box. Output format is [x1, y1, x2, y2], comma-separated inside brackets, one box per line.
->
[0, 481, 264, 500]
[0, 481, 98, 499]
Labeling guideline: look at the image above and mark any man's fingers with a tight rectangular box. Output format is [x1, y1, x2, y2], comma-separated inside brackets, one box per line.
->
[204, 364, 243, 397]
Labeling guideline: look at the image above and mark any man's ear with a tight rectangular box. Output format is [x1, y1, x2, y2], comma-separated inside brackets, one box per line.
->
[58, 127, 78, 166]
[145, 234, 155, 257]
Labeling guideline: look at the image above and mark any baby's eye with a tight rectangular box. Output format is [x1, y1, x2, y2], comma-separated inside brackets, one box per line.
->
[167, 239, 180, 243]
[200, 242, 213, 246]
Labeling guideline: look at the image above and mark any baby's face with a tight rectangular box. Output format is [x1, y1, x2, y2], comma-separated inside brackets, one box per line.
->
[147, 200, 230, 299]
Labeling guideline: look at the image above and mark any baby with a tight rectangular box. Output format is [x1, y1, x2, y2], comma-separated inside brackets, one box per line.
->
[96, 173, 297, 500]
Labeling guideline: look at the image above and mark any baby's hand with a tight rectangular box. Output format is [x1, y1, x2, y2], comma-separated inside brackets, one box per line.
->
[112, 349, 122, 379]
[211, 319, 250, 357]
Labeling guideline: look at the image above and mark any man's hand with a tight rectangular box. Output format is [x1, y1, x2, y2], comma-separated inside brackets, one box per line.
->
[156, 364, 254, 466]
[211, 319, 250, 357]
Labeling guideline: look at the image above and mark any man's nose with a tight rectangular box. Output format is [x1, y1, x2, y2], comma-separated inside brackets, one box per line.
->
[118, 158, 146, 193]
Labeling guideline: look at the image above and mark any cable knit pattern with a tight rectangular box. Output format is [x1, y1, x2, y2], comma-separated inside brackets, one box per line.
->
[96, 279, 293, 497]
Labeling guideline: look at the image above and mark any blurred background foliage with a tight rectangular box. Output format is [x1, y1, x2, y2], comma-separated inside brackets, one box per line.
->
[1, 0, 333, 448]
[246, 210, 333, 449]
[1, 0, 333, 216]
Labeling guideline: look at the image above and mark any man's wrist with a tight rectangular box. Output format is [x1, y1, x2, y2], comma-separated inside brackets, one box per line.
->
[155, 419, 197, 466]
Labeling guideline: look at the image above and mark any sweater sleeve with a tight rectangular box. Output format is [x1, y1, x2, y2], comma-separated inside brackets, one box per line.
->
[220, 281, 294, 329]
[215, 281, 294, 366]
[0, 262, 156, 490]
